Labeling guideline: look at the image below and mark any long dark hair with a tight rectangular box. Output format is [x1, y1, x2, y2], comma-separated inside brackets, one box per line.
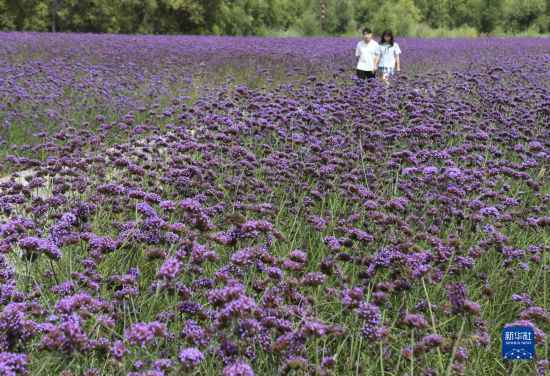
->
[380, 30, 394, 46]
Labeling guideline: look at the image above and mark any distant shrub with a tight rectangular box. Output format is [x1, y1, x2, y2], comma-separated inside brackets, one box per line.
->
[264, 28, 304, 38]
[411, 24, 479, 38]
[295, 8, 321, 36]
[534, 15, 550, 33]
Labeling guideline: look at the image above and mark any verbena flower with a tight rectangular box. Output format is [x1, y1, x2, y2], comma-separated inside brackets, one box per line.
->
[125, 322, 168, 348]
[0, 352, 28, 376]
[178, 347, 204, 369]
[222, 361, 255, 376]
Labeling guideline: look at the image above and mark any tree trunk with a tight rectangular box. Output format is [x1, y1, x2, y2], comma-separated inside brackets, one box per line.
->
[52, 0, 57, 32]
[319, 0, 327, 33]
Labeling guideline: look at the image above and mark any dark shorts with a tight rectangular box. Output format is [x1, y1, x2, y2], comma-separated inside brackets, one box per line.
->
[357, 69, 376, 80]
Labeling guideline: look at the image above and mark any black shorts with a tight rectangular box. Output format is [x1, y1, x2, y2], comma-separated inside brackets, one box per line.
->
[357, 69, 375, 80]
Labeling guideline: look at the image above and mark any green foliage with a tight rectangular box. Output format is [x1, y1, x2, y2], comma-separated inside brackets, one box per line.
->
[477, 0, 503, 33]
[415, 0, 450, 28]
[326, 0, 355, 34]
[446, 0, 475, 29]
[410, 23, 479, 37]
[371, 0, 422, 36]
[295, 7, 322, 36]
[534, 14, 550, 32]
[0, 0, 548, 36]
[56, 0, 120, 33]
[214, 0, 288, 36]
[502, 0, 547, 32]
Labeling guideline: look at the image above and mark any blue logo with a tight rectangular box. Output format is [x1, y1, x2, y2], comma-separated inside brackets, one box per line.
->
[502, 326, 535, 360]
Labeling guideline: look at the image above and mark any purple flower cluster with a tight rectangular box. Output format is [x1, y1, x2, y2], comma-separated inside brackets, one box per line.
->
[0, 352, 28, 376]
[125, 322, 168, 348]
[18, 236, 62, 260]
[178, 347, 204, 369]
[223, 361, 255, 376]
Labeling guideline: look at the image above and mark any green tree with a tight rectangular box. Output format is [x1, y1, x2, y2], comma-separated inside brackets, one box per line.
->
[371, 0, 422, 35]
[326, 0, 353, 34]
[55, 0, 119, 32]
[213, 0, 263, 35]
[0, 0, 49, 30]
[447, 0, 478, 28]
[295, 0, 353, 35]
[0, 0, 17, 29]
[353, 0, 385, 28]
[502, 0, 546, 31]
[477, 0, 503, 33]
[415, 0, 450, 28]
[295, 6, 321, 35]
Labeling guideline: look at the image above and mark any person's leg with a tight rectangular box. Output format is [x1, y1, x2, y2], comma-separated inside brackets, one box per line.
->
[366, 71, 376, 80]
[379, 67, 389, 81]
[356, 69, 366, 80]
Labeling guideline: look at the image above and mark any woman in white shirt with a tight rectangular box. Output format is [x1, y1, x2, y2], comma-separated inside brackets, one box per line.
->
[378, 30, 401, 80]
[355, 27, 380, 80]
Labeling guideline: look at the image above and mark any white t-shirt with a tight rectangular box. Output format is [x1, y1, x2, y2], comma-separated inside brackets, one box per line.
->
[378, 43, 401, 68]
[355, 40, 380, 72]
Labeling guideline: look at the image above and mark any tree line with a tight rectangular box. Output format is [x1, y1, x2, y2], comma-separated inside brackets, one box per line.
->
[1, 0, 549, 36]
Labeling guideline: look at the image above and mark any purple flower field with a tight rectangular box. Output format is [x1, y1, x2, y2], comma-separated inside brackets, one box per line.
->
[0, 33, 549, 375]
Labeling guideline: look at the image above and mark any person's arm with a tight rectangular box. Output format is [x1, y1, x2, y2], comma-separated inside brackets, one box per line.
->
[396, 54, 401, 71]
[395, 44, 401, 72]
[373, 47, 380, 71]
